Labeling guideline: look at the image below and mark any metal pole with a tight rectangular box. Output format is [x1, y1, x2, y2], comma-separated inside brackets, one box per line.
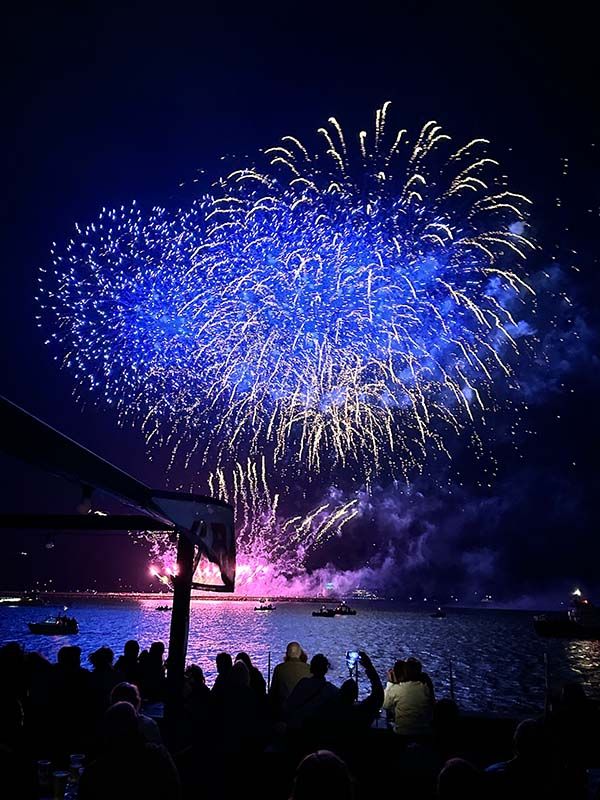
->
[166, 531, 195, 719]
[543, 651, 550, 719]
[449, 657, 455, 702]
[267, 650, 272, 690]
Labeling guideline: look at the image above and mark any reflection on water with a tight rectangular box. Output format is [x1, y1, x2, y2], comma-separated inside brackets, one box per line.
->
[2, 599, 599, 716]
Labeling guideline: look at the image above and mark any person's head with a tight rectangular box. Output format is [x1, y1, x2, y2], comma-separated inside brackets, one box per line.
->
[110, 682, 141, 712]
[561, 682, 588, 708]
[101, 702, 140, 750]
[25, 650, 51, 676]
[285, 641, 303, 661]
[235, 652, 252, 670]
[433, 699, 460, 734]
[230, 659, 250, 688]
[216, 652, 233, 675]
[149, 641, 165, 660]
[310, 654, 330, 679]
[89, 646, 114, 670]
[123, 640, 140, 659]
[393, 660, 406, 682]
[291, 750, 354, 800]
[405, 658, 422, 682]
[513, 718, 547, 761]
[339, 679, 359, 706]
[57, 646, 81, 669]
[183, 664, 206, 697]
[406, 656, 423, 681]
[437, 758, 483, 800]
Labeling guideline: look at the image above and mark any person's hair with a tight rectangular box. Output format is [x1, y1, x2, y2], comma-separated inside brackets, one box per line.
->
[110, 682, 141, 711]
[149, 642, 165, 659]
[185, 664, 205, 686]
[291, 750, 354, 800]
[235, 652, 252, 670]
[216, 652, 233, 674]
[124, 640, 140, 658]
[405, 658, 422, 682]
[90, 646, 114, 670]
[310, 654, 330, 679]
[230, 660, 250, 688]
[513, 718, 546, 760]
[57, 646, 81, 669]
[437, 758, 483, 799]
[393, 660, 406, 682]
[286, 641, 302, 660]
[102, 702, 139, 749]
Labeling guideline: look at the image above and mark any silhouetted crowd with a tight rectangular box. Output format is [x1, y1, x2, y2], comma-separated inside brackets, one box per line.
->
[1, 638, 600, 799]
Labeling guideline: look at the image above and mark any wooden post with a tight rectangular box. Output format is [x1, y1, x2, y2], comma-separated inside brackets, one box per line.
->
[166, 530, 195, 719]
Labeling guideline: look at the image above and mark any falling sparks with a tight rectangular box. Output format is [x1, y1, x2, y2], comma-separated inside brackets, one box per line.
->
[39, 104, 538, 585]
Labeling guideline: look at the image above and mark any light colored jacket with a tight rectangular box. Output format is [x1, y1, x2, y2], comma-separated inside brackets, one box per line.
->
[383, 680, 432, 736]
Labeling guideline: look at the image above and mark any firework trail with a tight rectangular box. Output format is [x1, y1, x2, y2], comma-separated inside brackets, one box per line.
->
[39, 104, 537, 588]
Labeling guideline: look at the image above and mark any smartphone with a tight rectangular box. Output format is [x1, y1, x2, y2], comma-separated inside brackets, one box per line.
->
[346, 650, 360, 670]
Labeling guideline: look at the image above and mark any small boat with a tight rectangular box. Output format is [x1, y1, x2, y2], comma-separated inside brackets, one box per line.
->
[254, 601, 275, 611]
[312, 606, 336, 618]
[431, 608, 446, 619]
[156, 605, 172, 611]
[1, 592, 46, 607]
[534, 590, 600, 639]
[334, 601, 357, 616]
[28, 615, 78, 635]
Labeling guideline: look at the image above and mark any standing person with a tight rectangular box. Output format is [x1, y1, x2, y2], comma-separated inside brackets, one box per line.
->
[269, 641, 311, 717]
[140, 642, 166, 701]
[286, 654, 339, 732]
[211, 652, 233, 700]
[89, 646, 118, 716]
[114, 640, 141, 686]
[235, 652, 266, 698]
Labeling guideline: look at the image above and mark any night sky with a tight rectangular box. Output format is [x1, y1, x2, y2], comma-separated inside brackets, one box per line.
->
[1, 2, 598, 602]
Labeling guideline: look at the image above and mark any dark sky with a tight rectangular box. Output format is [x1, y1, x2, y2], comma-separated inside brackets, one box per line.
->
[1, 1, 598, 599]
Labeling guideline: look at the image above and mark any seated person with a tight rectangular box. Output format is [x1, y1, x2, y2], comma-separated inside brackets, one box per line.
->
[383, 657, 432, 736]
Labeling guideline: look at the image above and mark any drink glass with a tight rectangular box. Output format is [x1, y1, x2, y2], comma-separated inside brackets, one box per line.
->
[52, 770, 70, 800]
[69, 754, 85, 780]
[37, 760, 52, 794]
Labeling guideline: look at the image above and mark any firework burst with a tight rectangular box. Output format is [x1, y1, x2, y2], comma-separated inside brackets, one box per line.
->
[39, 104, 538, 586]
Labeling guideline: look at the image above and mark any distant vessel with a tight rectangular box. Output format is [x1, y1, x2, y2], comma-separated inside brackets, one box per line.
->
[156, 605, 172, 611]
[312, 605, 336, 618]
[28, 614, 78, 635]
[254, 600, 275, 611]
[431, 607, 447, 619]
[1, 592, 46, 607]
[534, 590, 600, 639]
[334, 601, 357, 616]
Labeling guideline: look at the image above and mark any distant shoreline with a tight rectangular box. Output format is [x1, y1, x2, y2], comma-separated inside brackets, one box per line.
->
[0, 590, 354, 603]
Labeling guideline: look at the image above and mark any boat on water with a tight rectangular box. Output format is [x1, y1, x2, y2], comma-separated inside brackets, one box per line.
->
[28, 614, 78, 635]
[312, 605, 336, 618]
[334, 601, 357, 616]
[156, 605, 172, 611]
[534, 590, 600, 639]
[431, 608, 446, 619]
[1, 592, 46, 607]
[254, 602, 275, 611]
